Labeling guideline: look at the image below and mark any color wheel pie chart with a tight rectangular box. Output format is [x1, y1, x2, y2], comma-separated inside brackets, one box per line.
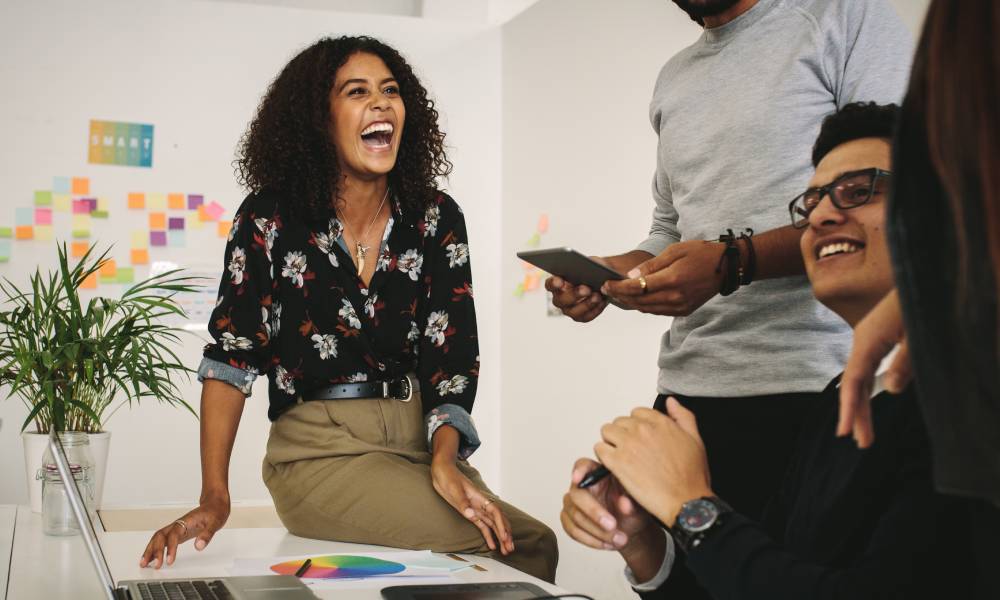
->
[270, 555, 406, 579]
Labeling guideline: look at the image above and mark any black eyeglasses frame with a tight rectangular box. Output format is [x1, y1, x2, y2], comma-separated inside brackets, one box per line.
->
[788, 167, 893, 229]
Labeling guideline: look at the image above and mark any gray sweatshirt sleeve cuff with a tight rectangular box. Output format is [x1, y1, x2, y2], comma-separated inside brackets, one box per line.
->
[635, 236, 674, 258]
[197, 357, 258, 396]
[426, 403, 481, 460]
[624, 529, 676, 591]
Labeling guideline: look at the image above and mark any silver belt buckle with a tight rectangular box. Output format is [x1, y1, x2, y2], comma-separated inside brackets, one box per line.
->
[398, 376, 413, 402]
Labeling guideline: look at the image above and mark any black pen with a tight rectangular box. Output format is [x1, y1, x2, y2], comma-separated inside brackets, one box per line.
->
[294, 558, 312, 578]
[577, 465, 610, 488]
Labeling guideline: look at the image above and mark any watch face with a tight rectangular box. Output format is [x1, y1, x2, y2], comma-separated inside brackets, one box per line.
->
[678, 498, 720, 533]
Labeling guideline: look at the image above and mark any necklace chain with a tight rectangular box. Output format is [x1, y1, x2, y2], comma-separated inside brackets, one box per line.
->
[339, 186, 389, 273]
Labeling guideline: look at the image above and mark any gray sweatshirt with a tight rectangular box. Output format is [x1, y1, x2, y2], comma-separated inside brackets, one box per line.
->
[638, 0, 912, 397]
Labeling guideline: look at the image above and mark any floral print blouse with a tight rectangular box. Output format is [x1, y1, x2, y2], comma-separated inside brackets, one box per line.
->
[198, 189, 481, 457]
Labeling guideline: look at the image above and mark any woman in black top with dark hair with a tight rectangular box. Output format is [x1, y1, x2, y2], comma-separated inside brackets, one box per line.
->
[138, 36, 557, 582]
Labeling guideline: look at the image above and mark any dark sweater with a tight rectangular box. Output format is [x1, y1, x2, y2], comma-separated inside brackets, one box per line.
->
[641, 377, 972, 600]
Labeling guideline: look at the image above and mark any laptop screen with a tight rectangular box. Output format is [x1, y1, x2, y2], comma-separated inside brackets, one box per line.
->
[49, 430, 118, 600]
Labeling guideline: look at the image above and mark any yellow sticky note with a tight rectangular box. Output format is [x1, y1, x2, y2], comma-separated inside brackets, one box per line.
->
[71, 177, 90, 195]
[131, 230, 148, 249]
[127, 193, 145, 209]
[80, 273, 97, 290]
[71, 241, 90, 258]
[99, 259, 117, 278]
[188, 211, 204, 229]
[217, 220, 232, 239]
[147, 193, 167, 210]
[34, 225, 53, 241]
[149, 212, 166, 229]
[130, 248, 149, 265]
[96, 197, 109, 211]
[15, 226, 33, 240]
[167, 193, 185, 210]
[53, 194, 71, 212]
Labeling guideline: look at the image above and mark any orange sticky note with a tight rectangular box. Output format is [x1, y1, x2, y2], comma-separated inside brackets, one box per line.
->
[80, 273, 97, 290]
[198, 205, 211, 222]
[15, 226, 33, 240]
[149, 212, 167, 230]
[130, 248, 149, 265]
[71, 177, 90, 195]
[127, 193, 145, 209]
[99, 259, 117, 278]
[71, 241, 90, 258]
[167, 193, 185, 210]
[217, 220, 232, 238]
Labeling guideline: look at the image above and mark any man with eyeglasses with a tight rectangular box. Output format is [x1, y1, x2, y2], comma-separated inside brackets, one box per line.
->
[561, 103, 977, 598]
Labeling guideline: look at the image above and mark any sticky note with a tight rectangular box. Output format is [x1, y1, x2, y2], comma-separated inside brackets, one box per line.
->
[85, 198, 97, 212]
[53, 177, 71, 193]
[217, 220, 232, 238]
[96, 197, 109, 211]
[150, 231, 167, 246]
[99, 259, 117, 278]
[513, 283, 525, 297]
[0, 240, 10, 261]
[53, 194, 71, 212]
[34, 191, 52, 206]
[147, 193, 167, 210]
[0, 227, 11, 238]
[537, 214, 549, 234]
[197, 205, 211, 222]
[167, 193, 185, 210]
[130, 248, 149, 264]
[34, 225, 53, 241]
[71, 242, 90, 258]
[16, 208, 33, 226]
[149, 213, 166, 230]
[187, 194, 204, 210]
[15, 226, 33, 240]
[80, 273, 97, 290]
[72, 214, 90, 238]
[188, 211, 204, 229]
[168, 230, 185, 247]
[91, 210, 109, 219]
[204, 201, 225, 221]
[71, 177, 89, 195]
[127, 193, 145, 209]
[117, 267, 135, 283]
[131, 230, 148, 249]
[34, 208, 52, 225]
[168, 217, 185, 230]
[73, 199, 91, 214]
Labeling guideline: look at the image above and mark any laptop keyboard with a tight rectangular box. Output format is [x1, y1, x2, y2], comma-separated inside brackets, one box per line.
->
[135, 580, 233, 600]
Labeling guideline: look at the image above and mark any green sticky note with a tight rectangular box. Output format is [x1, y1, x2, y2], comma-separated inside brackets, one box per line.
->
[116, 267, 135, 283]
[99, 275, 118, 284]
[34, 190, 53, 206]
[0, 227, 11, 238]
[91, 210, 109, 219]
[72, 229, 90, 239]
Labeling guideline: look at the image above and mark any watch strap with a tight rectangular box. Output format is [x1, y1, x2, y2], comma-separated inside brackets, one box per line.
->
[671, 496, 733, 553]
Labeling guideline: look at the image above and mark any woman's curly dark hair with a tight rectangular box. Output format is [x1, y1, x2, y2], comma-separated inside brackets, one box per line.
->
[235, 36, 452, 224]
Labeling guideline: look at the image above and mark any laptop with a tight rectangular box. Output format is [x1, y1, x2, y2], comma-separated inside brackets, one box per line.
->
[49, 430, 317, 600]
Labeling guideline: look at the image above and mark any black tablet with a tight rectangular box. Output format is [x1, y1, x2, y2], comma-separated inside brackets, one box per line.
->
[517, 247, 624, 290]
[381, 581, 551, 600]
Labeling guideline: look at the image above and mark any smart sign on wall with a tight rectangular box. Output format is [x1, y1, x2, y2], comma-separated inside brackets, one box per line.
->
[88, 120, 154, 168]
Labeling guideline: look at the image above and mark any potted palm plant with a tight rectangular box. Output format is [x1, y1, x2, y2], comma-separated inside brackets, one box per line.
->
[0, 243, 201, 511]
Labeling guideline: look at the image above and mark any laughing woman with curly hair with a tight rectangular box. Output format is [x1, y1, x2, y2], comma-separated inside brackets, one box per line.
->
[138, 36, 557, 582]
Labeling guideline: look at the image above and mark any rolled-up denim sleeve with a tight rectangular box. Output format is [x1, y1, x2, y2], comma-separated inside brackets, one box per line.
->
[426, 403, 481, 460]
[197, 357, 258, 396]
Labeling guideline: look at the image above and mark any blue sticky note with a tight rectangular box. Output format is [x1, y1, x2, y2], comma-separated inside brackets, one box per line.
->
[0, 239, 11, 260]
[15, 207, 34, 226]
[53, 177, 71, 193]
[168, 230, 185, 247]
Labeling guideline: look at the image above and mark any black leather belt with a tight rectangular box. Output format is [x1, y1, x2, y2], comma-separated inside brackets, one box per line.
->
[304, 376, 415, 403]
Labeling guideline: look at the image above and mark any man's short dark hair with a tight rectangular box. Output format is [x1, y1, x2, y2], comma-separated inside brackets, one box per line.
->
[812, 102, 900, 167]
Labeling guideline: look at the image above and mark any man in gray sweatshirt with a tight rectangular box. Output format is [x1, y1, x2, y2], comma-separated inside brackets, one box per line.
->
[547, 0, 913, 519]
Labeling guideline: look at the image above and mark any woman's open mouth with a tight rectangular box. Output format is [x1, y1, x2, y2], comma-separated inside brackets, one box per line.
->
[361, 121, 394, 150]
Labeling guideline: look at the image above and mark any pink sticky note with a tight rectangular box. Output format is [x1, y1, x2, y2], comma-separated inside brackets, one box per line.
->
[35, 208, 53, 225]
[187, 194, 204, 210]
[84, 198, 97, 212]
[150, 231, 167, 247]
[72, 199, 90, 214]
[537, 214, 549, 234]
[204, 201, 225, 221]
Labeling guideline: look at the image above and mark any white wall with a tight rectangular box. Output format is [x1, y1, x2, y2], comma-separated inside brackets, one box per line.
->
[0, 0, 503, 507]
[500, 0, 930, 598]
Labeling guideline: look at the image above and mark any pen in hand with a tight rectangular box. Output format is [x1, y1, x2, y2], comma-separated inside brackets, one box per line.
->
[577, 465, 610, 488]
[294, 558, 312, 578]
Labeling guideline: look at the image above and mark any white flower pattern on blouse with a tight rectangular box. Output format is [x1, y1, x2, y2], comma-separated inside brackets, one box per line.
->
[228, 247, 247, 285]
[313, 218, 342, 267]
[436, 374, 469, 396]
[228, 214, 241, 242]
[422, 205, 440, 238]
[346, 372, 368, 382]
[339, 298, 362, 329]
[424, 310, 449, 347]
[263, 302, 282, 338]
[274, 364, 296, 395]
[446, 243, 469, 268]
[364, 293, 379, 319]
[376, 246, 392, 272]
[281, 251, 308, 288]
[397, 249, 423, 281]
[311, 334, 338, 360]
[221, 332, 252, 352]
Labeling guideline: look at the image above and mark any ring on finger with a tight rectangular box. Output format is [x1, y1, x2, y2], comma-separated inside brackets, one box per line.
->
[638, 276, 648, 294]
[482, 499, 494, 510]
[173, 519, 188, 534]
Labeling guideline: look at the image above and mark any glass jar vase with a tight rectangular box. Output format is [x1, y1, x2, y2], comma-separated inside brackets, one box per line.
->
[37, 431, 95, 536]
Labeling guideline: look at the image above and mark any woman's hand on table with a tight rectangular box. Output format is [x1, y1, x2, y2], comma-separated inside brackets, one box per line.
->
[139, 494, 230, 569]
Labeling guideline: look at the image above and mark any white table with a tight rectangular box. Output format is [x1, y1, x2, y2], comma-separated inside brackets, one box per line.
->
[6, 506, 568, 599]
[0, 505, 15, 600]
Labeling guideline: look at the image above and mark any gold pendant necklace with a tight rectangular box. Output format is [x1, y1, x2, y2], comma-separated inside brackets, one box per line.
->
[340, 186, 389, 274]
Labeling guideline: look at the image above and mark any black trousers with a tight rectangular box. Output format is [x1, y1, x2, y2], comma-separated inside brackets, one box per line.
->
[654, 391, 823, 521]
